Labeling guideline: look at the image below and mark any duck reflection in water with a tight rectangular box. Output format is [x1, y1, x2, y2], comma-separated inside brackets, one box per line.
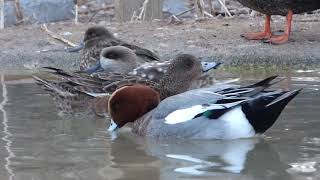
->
[110, 133, 291, 180]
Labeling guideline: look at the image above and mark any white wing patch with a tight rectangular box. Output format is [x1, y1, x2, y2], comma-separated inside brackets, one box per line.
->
[164, 101, 246, 125]
[164, 104, 226, 125]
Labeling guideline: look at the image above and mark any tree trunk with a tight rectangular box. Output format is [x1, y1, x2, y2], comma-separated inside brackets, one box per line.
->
[0, 0, 4, 29]
[115, 0, 163, 22]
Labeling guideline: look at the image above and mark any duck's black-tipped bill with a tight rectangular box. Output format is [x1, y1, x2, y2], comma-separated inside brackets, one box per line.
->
[65, 42, 85, 53]
[201, 62, 222, 72]
[79, 62, 104, 74]
[108, 119, 119, 132]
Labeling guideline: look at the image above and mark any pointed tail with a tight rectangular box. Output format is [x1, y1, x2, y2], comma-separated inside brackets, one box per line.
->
[32, 75, 77, 97]
[242, 89, 302, 133]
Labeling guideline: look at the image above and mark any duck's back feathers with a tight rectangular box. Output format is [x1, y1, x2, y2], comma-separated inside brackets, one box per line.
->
[151, 75, 282, 118]
[216, 75, 284, 97]
[237, 0, 320, 15]
[118, 42, 160, 62]
[102, 78, 159, 93]
[129, 61, 170, 83]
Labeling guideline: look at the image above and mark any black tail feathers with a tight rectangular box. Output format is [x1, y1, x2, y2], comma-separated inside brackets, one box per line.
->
[242, 89, 302, 133]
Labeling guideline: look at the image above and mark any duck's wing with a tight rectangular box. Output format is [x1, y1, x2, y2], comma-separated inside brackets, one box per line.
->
[91, 72, 132, 83]
[129, 61, 171, 83]
[33, 75, 78, 97]
[215, 75, 285, 97]
[145, 76, 301, 139]
[159, 75, 289, 122]
[41, 67, 74, 78]
[119, 42, 160, 61]
[103, 78, 159, 93]
[164, 97, 248, 125]
[65, 72, 135, 97]
[40, 66, 108, 87]
[107, 38, 160, 61]
[114, 38, 161, 61]
[164, 89, 301, 132]
[41, 66, 97, 80]
[73, 85, 109, 97]
[73, 72, 159, 97]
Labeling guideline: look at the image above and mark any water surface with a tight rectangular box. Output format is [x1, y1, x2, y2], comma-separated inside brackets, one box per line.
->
[0, 69, 319, 180]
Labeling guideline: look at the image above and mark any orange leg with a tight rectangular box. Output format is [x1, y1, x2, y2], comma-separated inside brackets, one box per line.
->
[241, 15, 272, 40]
[264, 10, 293, 45]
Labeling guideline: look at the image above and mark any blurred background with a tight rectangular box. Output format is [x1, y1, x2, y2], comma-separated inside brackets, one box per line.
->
[0, 0, 261, 27]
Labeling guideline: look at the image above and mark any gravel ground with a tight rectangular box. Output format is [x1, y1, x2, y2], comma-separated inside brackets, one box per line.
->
[0, 13, 319, 74]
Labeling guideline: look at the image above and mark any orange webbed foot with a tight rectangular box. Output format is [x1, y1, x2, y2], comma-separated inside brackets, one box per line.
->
[241, 31, 272, 40]
[241, 15, 271, 41]
[263, 34, 289, 45]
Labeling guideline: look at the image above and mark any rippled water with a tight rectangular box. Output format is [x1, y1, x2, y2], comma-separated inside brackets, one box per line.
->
[0, 69, 319, 180]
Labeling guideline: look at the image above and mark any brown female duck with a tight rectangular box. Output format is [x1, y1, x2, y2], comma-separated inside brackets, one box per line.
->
[34, 51, 219, 116]
[70, 26, 160, 70]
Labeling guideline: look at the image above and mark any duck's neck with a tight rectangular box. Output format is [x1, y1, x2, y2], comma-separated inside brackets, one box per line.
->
[85, 37, 108, 48]
[158, 75, 190, 100]
[132, 111, 153, 136]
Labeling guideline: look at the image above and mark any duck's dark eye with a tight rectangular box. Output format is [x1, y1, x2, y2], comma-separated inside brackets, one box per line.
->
[105, 53, 117, 59]
[111, 102, 121, 112]
[184, 59, 194, 69]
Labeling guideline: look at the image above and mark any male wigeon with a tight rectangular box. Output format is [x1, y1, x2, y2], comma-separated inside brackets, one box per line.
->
[34, 52, 219, 115]
[107, 76, 301, 139]
[67, 26, 160, 70]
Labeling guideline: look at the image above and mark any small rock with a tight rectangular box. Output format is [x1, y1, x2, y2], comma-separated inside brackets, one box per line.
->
[62, 32, 72, 36]
[237, 8, 249, 15]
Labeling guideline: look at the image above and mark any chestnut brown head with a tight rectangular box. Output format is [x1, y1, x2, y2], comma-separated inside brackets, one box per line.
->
[108, 85, 160, 131]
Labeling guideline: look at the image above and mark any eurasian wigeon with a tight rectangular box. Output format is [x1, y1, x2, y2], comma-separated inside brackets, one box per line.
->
[74, 53, 219, 100]
[34, 52, 220, 115]
[107, 76, 301, 139]
[67, 26, 160, 70]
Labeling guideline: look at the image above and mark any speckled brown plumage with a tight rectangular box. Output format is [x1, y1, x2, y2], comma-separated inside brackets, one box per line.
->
[34, 54, 219, 116]
[79, 26, 160, 70]
[74, 54, 206, 100]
